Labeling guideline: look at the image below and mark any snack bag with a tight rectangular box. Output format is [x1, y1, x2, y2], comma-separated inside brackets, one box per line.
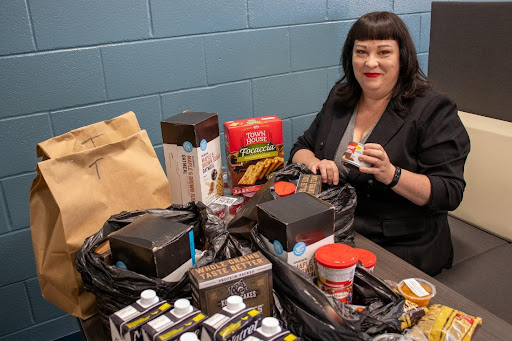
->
[415, 304, 482, 341]
[224, 116, 284, 194]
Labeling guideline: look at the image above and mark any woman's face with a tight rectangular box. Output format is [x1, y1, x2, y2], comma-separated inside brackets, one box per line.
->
[352, 39, 400, 99]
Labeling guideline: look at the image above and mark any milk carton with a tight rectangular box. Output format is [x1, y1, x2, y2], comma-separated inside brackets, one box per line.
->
[110, 290, 171, 341]
[242, 317, 302, 341]
[142, 298, 207, 341]
[200, 296, 262, 341]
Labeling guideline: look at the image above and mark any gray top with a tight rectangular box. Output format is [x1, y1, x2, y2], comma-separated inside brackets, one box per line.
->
[333, 107, 375, 183]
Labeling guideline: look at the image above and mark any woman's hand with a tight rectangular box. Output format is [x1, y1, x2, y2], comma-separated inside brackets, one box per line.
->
[358, 143, 395, 185]
[309, 159, 340, 185]
[359, 143, 432, 206]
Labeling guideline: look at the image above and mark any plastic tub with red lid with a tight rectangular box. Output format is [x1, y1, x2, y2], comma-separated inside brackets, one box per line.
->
[354, 248, 377, 272]
[315, 243, 359, 288]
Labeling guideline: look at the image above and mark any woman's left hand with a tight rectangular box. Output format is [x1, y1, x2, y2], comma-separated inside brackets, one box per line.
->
[358, 143, 395, 185]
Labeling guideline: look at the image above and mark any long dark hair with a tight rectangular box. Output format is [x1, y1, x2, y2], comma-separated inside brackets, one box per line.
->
[336, 11, 431, 112]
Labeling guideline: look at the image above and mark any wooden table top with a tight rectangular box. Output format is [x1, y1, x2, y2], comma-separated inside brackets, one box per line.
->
[80, 233, 512, 340]
[355, 233, 512, 341]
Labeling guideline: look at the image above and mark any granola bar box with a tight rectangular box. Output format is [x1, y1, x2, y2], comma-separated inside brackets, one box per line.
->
[223, 116, 284, 195]
[161, 112, 223, 206]
[188, 251, 273, 317]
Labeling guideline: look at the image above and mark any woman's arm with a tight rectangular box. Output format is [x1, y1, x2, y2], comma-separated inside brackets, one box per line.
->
[358, 144, 431, 206]
[359, 94, 470, 209]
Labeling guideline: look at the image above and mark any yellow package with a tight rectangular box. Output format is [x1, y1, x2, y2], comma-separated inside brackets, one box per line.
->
[416, 304, 482, 341]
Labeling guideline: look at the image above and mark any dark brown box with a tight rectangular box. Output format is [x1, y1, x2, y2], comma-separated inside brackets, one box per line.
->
[188, 251, 273, 317]
[109, 214, 194, 278]
[161, 111, 219, 147]
[256, 193, 335, 277]
[257, 192, 334, 251]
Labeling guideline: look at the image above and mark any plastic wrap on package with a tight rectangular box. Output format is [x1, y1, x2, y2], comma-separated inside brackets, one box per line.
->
[228, 163, 357, 246]
[251, 226, 405, 341]
[75, 202, 252, 327]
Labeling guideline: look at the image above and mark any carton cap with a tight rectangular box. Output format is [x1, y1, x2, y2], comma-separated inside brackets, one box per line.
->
[173, 298, 193, 317]
[261, 317, 281, 335]
[139, 290, 158, 307]
[226, 295, 246, 312]
[180, 332, 200, 341]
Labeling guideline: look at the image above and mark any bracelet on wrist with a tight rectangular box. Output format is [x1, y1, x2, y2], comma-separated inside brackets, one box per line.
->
[387, 166, 401, 188]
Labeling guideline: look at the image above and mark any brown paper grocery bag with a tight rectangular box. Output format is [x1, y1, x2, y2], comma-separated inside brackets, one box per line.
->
[29, 114, 171, 319]
[36, 111, 141, 160]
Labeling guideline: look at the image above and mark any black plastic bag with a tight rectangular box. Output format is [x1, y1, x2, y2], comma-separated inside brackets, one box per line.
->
[251, 226, 405, 341]
[227, 163, 357, 246]
[75, 201, 252, 326]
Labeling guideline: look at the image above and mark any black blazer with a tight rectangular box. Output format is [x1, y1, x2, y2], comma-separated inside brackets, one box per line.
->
[290, 84, 470, 276]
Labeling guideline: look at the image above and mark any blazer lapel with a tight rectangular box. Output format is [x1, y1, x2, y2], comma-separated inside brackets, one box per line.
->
[367, 105, 405, 147]
[346, 104, 405, 183]
[324, 106, 352, 160]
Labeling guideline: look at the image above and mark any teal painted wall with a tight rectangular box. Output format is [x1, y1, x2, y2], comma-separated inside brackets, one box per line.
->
[1, 0, 488, 339]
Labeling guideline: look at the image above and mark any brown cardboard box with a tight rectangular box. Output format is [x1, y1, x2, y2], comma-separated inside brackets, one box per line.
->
[188, 252, 272, 317]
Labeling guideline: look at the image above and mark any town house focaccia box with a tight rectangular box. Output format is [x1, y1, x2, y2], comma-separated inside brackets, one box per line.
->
[224, 116, 284, 195]
[161, 112, 223, 206]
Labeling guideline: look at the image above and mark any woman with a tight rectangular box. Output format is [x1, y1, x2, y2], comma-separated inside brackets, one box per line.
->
[290, 12, 470, 276]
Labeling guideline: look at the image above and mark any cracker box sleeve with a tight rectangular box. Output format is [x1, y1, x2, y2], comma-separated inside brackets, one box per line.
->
[188, 251, 273, 317]
[108, 214, 194, 278]
[161, 112, 223, 205]
[224, 116, 284, 194]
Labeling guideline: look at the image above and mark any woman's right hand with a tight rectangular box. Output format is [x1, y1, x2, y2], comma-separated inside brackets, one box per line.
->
[308, 159, 340, 185]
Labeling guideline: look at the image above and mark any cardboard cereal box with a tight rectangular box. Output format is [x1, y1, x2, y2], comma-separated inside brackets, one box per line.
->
[224, 116, 284, 195]
[161, 112, 223, 206]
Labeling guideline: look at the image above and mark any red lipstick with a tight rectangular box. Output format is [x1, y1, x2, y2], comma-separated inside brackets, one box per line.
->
[364, 73, 380, 78]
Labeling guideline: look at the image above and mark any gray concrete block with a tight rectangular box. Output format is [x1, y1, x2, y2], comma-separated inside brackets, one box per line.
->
[0, 114, 52, 177]
[0, 49, 106, 117]
[0, 0, 34, 55]
[29, 0, 150, 49]
[102, 38, 206, 99]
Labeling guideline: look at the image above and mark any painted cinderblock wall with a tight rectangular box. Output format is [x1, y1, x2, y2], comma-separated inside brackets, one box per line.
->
[0, 0, 485, 339]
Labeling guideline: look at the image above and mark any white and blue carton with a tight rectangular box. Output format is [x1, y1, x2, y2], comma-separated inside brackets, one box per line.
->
[256, 192, 335, 278]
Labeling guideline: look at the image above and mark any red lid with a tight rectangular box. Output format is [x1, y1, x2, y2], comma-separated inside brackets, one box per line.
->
[274, 181, 296, 197]
[315, 244, 359, 269]
[353, 248, 377, 268]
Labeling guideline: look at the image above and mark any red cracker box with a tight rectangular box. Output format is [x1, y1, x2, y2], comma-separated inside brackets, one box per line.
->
[224, 116, 284, 195]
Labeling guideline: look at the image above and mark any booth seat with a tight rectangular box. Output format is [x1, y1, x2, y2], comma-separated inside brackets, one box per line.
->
[435, 111, 512, 323]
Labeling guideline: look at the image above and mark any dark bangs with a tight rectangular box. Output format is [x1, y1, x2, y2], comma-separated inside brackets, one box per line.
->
[349, 13, 401, 42]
